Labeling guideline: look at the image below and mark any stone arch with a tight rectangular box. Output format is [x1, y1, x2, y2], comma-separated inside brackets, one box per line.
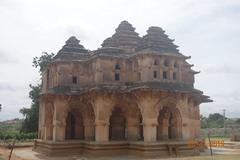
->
[157, 106, 182, 140]
[109, 99, 143, 141]
[155, 96, 177, 115]
[65, 109, 84, 140]
[125, 102, 143, 141]
[66, 101, 95, 140]
[109, 107, 126, 140]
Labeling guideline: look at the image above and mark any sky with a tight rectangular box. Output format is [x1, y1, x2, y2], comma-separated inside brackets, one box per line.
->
[0, 0, 240, 121]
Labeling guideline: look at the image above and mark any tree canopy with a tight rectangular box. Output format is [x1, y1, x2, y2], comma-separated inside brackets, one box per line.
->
[20, 52, 54, 133]
[201, 113, 225, 128]
[32, 52, 55, 74]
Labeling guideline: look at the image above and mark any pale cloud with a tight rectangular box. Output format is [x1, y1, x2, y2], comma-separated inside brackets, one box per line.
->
[0, 49, 17, 64]
[203, 65, 240, 74]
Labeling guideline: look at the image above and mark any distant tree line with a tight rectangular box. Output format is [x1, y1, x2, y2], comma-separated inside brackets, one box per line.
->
[201, 113, 240, 129]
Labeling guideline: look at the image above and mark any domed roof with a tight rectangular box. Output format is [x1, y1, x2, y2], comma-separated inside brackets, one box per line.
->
[137, 26, 179, 53]
[58, 36, 88, 54]
[101, 21, 141, 52]
[54, 36, 90, 61]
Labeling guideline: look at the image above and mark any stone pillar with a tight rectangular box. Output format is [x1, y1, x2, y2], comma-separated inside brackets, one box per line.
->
[127, 118, 140, 141]
[134, 92, 160, 142]
[92, 94, 114, 142]
[159, 66, 163, 80]
[161, 119, 169, 140]
[53, 121, 66, 141]
[169, 67, 173, 81]
[38, 100, 44, 139]
[178, 67, 182, 82]
[143, 118, 158, 142]
[84, 119, 95, 140]
[181, 118, 191, 140]
[95, 120, 109, 142]
[52, 97, 68, 142]
[44, 125, 53, 140]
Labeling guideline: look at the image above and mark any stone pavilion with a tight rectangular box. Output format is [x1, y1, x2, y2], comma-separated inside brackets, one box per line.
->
[35, 21, 212, 157]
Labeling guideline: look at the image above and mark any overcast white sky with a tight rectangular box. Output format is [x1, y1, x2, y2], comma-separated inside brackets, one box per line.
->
[0, 0, 240, 121]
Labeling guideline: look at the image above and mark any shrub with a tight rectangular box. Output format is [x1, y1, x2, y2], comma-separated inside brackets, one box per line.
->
[0, 132, 37, 141]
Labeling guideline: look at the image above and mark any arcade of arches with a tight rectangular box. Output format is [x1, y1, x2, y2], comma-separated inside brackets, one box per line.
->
[38, 92, 201, 143]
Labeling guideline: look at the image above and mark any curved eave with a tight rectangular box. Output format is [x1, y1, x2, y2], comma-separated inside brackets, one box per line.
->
[133, 49, 186, 59]
[42, 82, 211, 103]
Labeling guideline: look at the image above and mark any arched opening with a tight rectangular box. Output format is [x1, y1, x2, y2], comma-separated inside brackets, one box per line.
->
[139, 116, 143, 140]
[65, 111, 84, 140]
[46, 69, 49, 89]
[115, 64, 121, 70]
[115, 73, 120, 81]
[157, 106, 182, 141]
[109, 107, 126, 140]
[154, 59, 159, 65]
[115, 64, 121, 81]
[174, 62, 178, 68]
[153, 71, 158, 79]
[72, 76, 77, 84]
[66, 112, 76, 139]
[168, 113, 173, 139]
[125, 105, 143, 141]
[109, 103, 143, 141]
[163, 71, 168, 79]
[173, 72, 177, 80]
[164, 59, 169, 67]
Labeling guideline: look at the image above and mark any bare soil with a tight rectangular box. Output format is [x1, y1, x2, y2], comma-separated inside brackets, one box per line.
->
[0, 146, 240, 160]
[0, 146, 26, 160]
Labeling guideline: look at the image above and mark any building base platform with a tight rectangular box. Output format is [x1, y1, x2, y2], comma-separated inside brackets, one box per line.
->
[33, 139, 200, 158]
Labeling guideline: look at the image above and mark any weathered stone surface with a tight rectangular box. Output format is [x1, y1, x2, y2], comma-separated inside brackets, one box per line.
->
[137, 26, 179, 53]
[101, 20, 141, 53]
[36, 21, 212, 157]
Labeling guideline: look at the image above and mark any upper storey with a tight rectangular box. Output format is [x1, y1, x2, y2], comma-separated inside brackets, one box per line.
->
[41, 21, 211, 103]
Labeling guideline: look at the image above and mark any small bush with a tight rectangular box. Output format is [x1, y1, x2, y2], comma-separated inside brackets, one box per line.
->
[0, 132, 37, 141]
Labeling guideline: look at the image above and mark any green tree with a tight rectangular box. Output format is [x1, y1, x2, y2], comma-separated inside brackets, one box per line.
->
[20, 52, 55, 133]
[200, 114, 207, 129]
[208, 113, 224, 128]
[32, 52, 55, 74]
[236, 118, 240, 124]
[208, 113, 224, 122]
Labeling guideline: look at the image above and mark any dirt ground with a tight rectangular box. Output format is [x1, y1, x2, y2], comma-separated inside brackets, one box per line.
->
[0, 146, 240, 160]
[0, 147, 25, 160]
